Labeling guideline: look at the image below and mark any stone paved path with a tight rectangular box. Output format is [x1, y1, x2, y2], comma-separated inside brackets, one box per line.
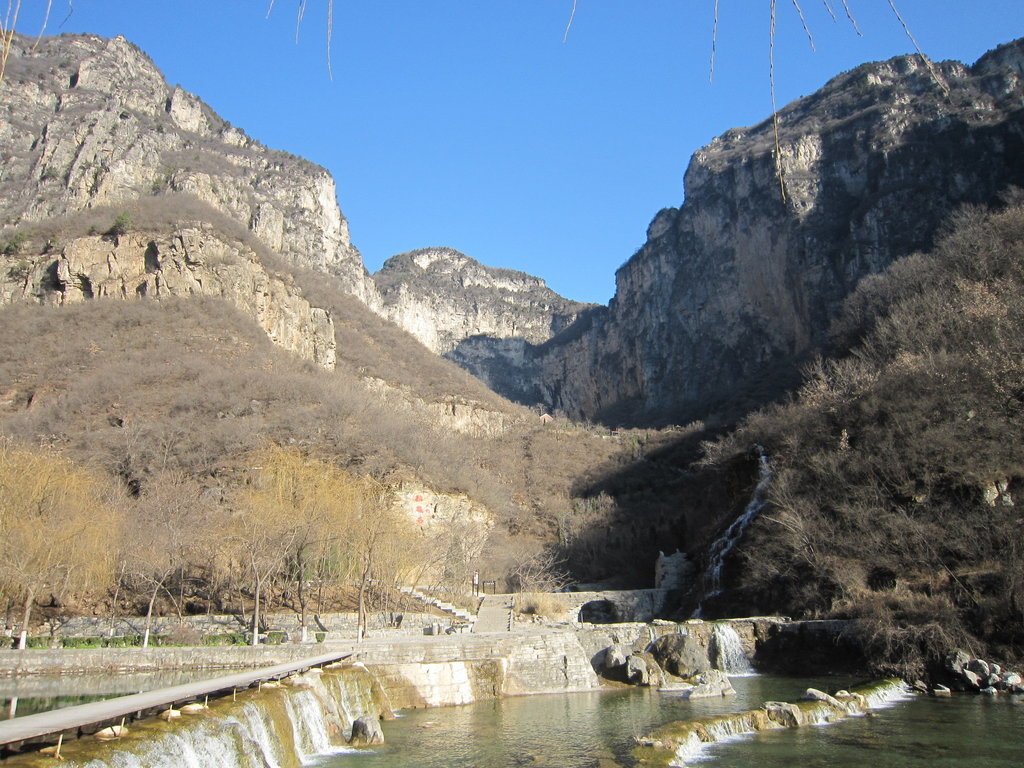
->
[473, 594, 514, 633]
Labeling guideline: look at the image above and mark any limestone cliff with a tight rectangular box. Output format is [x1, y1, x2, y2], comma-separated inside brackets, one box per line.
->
[533, 40, 1024, 424]
[0, 33, 365, 294]
[0, 227, 337, 368]
[366, 247, 592, 398]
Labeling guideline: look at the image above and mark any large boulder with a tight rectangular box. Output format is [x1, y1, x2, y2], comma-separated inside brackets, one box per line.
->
[966, 659, 991, 678]
[625, 655, 651, 686]
[649, 633, 711, 678]
[802, 688, 843, 709]
[764, 701, 804, 728]
[945, 649, 971, 675]
[349, 716, 385, 747]
[961, 670, 983, 691]
[683, 669, 735, 699]
[603, 644, 630, 671]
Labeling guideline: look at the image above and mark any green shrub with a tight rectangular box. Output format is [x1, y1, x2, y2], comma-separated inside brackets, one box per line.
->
[61, 636, 104, 649]
[2, 231, 27, 255]
[105, 211, 132, 238]
[203, 632, 248, 646]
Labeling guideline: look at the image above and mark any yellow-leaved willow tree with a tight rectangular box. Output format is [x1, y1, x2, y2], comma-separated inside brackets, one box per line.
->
[231, 445, 425, 645]
[0, 441, 122, 649]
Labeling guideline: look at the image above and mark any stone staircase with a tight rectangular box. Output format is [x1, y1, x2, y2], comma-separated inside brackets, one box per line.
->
[398, 586, 476, 628]
[473, 594, 514, 633]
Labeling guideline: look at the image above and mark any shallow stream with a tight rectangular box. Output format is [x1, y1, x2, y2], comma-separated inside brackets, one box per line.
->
[318, 677, 1023, 768]
[3, 673, 1021, 767]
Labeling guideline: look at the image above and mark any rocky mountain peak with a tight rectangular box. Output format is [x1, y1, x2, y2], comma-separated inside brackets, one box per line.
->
[367, 246, 592, 356]
[531, 38, 1024, 424]
[1, 32, 364, 293]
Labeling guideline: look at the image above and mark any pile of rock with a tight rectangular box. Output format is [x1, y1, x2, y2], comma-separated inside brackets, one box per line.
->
[599, 634, 736, 699]
[938, 650, 1024, 695]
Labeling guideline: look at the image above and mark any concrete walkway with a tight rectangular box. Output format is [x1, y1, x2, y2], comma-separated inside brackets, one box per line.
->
[473, 595, 514, 633]
[0, 651, 349, 748]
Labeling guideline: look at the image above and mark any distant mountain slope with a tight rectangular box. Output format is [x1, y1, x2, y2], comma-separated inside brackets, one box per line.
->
[531, 39, 1024, 425]
[0, 33, 365, 292]
[368, 247, 594, 402]
[694, 202, 1024, 675]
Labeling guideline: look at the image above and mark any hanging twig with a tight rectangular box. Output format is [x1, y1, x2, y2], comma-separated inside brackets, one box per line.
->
[563, 0, 578, 43]
[31, 0, 52, 51]
[295, 0, 307, 44]
[325, 0, 334, 80]
[886, 0, 948, 94]
[790, 0, 816, 51]
[769, 0, 788, 204]
[709, 0, 720, 83]
[839, 0, 862, 35]
[0, 0, 23, 88]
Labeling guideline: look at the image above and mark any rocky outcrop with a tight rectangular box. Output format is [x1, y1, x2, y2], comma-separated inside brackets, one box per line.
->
[634, 679, 910, 766]
[939, 650, 1024, 695]
[531, 40, 1024, 424]
[0, 227, 336, 368]
[0, 33, 364, 293]
[366, 247, 592, 401]
[361, 376, 519, 436]
[349, 715, 385, 747]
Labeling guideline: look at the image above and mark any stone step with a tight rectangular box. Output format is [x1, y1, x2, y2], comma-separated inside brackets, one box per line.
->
[399, 586, 476, 625]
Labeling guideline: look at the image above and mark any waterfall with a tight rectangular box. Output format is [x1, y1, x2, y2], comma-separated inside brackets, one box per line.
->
[711, 623, 756, 676]
[640, 679, 912, 767]
[694, 450, 771, 615]
[35, 666, 388, 767]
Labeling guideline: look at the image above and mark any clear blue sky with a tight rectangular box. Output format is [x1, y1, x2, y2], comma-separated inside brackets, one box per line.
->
[13, 2, 1022, 304]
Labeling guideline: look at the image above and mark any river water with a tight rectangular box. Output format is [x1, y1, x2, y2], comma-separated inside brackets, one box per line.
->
[3, 673, 1021, 766]
[317, 677, 1023, 768]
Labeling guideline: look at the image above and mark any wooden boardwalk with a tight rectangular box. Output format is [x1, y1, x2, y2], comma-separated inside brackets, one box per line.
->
[0, 650, 350, 749]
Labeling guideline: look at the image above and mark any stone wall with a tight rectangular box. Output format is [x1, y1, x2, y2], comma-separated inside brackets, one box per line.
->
[0, 644, 327, 677]
[26, 610, 441, 642]
[534, 589, 672, 623]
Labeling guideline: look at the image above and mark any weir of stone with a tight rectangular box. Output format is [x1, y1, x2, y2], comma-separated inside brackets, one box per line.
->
[0, 651, 349, 753]
[0, 617, 857, 765]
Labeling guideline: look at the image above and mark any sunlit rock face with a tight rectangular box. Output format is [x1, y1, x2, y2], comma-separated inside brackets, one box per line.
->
[0, 33, 365, 295]
[0, 228, 337, 369]
[366, 246, 594, 401]
[530, 40, 1024, 424]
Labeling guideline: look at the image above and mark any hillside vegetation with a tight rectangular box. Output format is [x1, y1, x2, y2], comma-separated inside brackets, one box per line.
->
[698, 200, 1024, 675]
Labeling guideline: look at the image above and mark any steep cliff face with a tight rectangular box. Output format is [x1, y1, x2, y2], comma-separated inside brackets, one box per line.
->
[534, 41, 1024, 424]
[0, 33, 365, 294]
[367, 247, 593, 399]
[0, 227, 337, 368]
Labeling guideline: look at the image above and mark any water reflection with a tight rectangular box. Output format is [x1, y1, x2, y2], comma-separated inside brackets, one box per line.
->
[0, 669, 215, 720]
[320, 678, 1023, 768]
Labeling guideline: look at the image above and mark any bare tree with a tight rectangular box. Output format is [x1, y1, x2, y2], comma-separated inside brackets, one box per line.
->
[0, 440, 122, 649]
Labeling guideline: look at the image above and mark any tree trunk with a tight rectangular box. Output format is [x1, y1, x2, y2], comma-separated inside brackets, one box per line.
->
[251, 577, 262, 647]
[298, 575, 308, 643]
[357, 558, 371, 643]
[109, 563, 125, 638]
[142, 583, 161, 649]
[17, 586, 35, 651]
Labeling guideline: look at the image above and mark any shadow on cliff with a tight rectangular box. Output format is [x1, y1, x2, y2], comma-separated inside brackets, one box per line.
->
[557, 418, 766, 592]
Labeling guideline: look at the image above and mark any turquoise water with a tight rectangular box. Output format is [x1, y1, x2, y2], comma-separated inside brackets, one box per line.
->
[0, 669, 215, 720]
[319, 678, 1024, 768]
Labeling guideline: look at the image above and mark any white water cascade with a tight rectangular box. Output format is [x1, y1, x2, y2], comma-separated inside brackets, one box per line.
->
[694, 450, 771, 615]
[38, 666, 384, 768]
[711, 623, 756, 676]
